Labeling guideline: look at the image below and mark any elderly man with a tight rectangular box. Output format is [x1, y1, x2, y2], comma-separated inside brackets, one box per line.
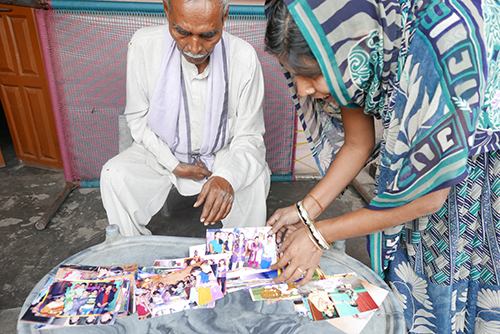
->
[100, 0, 271, 236]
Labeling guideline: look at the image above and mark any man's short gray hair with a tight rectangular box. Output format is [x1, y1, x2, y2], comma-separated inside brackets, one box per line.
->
[166, 0, 230, 14]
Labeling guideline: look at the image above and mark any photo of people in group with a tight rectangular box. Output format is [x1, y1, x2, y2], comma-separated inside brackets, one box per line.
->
[55, 264, 138, 280]
[298, 274, 379, 321]
[135, 258, 224, 319]
[20, 278, 124, 329]
[205, 227, 278, 275]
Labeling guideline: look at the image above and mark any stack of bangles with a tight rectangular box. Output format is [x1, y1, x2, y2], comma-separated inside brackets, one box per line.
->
[294, 200, 331, 251]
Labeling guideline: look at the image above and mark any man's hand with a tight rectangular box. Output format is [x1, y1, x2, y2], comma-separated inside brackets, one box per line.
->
[173, 158, 212, 181]
[194, 176, 234, 225]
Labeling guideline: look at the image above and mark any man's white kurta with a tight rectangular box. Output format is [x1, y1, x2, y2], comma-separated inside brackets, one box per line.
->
[101, 25, 271, 236]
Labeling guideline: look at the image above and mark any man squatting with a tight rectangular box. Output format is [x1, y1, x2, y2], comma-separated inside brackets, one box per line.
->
[100, 0, 271, 236]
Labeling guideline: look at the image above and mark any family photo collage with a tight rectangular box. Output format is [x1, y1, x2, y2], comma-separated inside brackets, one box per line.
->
[20, 227, 386, 333]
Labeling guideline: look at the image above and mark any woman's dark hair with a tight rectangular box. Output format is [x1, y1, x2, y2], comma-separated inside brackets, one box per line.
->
[265, 0, 321, 77]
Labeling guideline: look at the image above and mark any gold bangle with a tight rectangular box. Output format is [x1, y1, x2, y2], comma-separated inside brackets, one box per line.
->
[303, 223, 322, 251]
[311, 221, 330, 250]
[307, 193, 325, 212]
[294, 202, 306, 224]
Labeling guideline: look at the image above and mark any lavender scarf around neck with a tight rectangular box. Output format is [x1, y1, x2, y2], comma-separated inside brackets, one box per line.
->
[147, 28, 229, 171]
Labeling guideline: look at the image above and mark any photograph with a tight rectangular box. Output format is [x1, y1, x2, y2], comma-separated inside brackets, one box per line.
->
[135, 258, 223, 319]
[19, 278, 55, 325]
[298, 274, 379, 321]
[249, 282, 300, 302]
[22, 278, 124, 327]
[154, 253, 229, 270]
[33, 311, 118, 329]
[55, 265, 136, 318]
[206, 227, 278, 275]
[43, 279, 123, 317]
[154, 253, 231, 293]
[137, 267, 179, 280]
[55, 264, 138, 280]
[226, 269, 280, 293]
[189, 244, 206, 258]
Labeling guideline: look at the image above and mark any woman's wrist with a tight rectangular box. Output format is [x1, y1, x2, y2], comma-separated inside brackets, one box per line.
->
[294, 202, 321, 250]
[315, 219, 334, 245]
[296, 201, 331, 250]
[307, 193, 325, 213]
[302, 194, 323, 220]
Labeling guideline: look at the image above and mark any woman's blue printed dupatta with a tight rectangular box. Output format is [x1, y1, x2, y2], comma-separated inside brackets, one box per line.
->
[266, 0, 500, 278]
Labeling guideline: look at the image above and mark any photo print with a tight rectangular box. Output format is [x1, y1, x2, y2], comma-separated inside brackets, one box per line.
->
[298, 274, 379, 321]
[135, 258, 223, 319]
[22, 278, 124, 327]
[55, 264, 138, 280]
[206, 227, 278, 276]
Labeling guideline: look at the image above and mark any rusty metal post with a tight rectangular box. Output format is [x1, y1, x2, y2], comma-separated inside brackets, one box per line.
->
[35, 182, 77, 230]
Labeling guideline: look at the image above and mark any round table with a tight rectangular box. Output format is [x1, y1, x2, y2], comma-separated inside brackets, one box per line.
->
[18, 226, 405, 333]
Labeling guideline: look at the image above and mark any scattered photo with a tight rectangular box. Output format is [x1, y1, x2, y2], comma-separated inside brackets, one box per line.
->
[55, 265, 136, 318]
[135, 259, 223, 319]
[189, 244, 206, 258]
[137, 267, 180, 279]
[20, 278, 55, 325]
[55, 264, 138, 280]
[249, 283, 300, 302]
[34, 311, 118, 330]
[324, 279, 390, 334]
[298, 274, 379, 321]
[226, 269, 279, 293]
[154, 253, 231, 293]
[248, 268, 325, 302]
[206, 227, 278, 275]
[22, 277, 124, 327]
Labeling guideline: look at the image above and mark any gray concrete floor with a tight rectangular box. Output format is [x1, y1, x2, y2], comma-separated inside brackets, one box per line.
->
[0, 112, 374, 333]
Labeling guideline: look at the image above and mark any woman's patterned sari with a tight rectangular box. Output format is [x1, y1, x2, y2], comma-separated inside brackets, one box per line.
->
[267, 0, 500, 331]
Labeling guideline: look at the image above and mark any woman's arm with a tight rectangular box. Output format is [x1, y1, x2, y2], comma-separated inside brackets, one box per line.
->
[267, 106, 375, 239]
[317, 187, 450, 243]
[301, 106, 375, 219]
[271, 187, 450, 285]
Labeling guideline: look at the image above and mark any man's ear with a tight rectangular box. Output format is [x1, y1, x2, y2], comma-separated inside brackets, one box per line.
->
[163, 0, 169, 18]
[222, 5, 229, 25]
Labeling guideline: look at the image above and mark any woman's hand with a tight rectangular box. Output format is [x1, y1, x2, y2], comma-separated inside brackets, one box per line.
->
[270, 226, 323, 286]
[266, 205, 303, 243]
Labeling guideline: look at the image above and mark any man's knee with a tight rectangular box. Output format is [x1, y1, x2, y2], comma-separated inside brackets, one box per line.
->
[101, 158, 123, 185]
[101, 145, 146, 183]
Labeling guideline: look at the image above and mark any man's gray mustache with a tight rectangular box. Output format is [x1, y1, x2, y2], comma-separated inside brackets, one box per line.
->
[183, 51, 206, 59]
